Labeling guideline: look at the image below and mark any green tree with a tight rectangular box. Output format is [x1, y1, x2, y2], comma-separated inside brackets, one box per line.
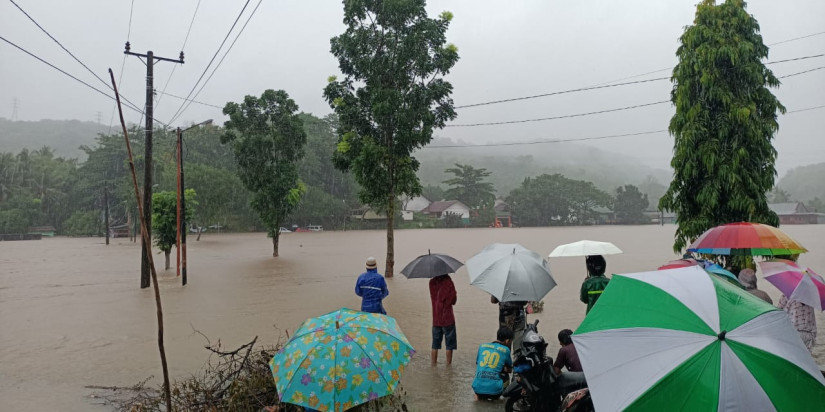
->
[442, 163, 496, 209]
[807, 197, 824, 213]
[222, 90, 307, 257]
[151, 190, 196, 270]
[614, 185, 650, 224]
[323, 1, 459, 277]
[659, 0, 783, 252]
[421, 184, 445, 202]
[769, 187, 791, 203]
[565, 179, 613, 224]
[507, 174, 572, 227]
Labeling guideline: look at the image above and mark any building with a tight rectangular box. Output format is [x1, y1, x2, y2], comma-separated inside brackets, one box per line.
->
[27, 226, 56, 237]
[400, 195, 431, 212]
[422, 200, 471, 220]
[769, 202, 825, 224]
[593, 206, 616, 225]
[493, 198, 512, 227]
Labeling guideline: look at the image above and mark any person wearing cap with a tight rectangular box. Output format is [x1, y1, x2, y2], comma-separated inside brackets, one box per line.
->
[580, 255, 609, 314]
[355, 257, 389, 314]
[737, 268, 773, 304]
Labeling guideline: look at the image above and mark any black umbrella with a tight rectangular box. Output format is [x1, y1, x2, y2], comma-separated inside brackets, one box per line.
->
[400, 250, 464, 279]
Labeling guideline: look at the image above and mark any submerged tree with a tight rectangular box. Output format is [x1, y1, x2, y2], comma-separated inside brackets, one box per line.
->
[443, 163, 496, 209]
[222, 90, 307, 257]
[152, 189, 196, 270]
[324, 0, 459, 277]
[615, 185, 650, 224]
[659, 0, 783, 252]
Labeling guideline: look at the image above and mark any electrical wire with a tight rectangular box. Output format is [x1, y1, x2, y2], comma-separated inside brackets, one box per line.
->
[769, 31, 825, 46]
[779, 65, 825, 79]
[423, 130, 668, 149]
[169, 0, 263, 125]
[0, 34, 169, 126]
[785, 104, 825, 114]
[155, 0, 202, 111]
[446, 100, 670, 127]
[158, 91, 223, 109]
[109, 0, 135, 133]
[166, 0, 251, 125]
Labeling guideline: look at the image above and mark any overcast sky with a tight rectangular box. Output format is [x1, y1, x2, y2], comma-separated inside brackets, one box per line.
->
[1, 0, 823, 174]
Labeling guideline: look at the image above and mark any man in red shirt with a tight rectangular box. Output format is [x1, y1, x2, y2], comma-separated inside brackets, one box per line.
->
[429, 273, 457, 365]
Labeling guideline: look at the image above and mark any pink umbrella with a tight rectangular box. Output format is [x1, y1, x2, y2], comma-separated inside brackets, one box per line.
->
[657, 258, 701, 270]
[759, 259, 825, 310]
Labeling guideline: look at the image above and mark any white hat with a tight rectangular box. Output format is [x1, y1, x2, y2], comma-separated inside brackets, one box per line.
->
[366, 256, 377, 269]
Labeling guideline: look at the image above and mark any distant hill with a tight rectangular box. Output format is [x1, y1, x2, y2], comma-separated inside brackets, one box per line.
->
[778, 162, 825, 202]
[416, 137, 673, 199]
[0, 118, 105, 160]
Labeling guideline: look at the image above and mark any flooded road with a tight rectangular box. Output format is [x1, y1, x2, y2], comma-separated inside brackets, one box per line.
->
[2, 225, 824, 410]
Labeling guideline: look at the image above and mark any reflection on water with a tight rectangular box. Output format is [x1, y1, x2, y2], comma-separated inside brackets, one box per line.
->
[1, 225, 823, 410]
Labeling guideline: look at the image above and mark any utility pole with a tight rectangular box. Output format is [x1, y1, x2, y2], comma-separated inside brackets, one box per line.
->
[104, 183, 110, 245]
[176, 120, 212, 286]
[11, 97, 19, 120]
[124, 42, 183, 288]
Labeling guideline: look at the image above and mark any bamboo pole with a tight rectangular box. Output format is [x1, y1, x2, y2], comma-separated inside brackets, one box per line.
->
[108, 68, 172, 412]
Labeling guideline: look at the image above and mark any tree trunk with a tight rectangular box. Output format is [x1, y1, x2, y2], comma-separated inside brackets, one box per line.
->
[164, 250, 170, 270]
[385, 196, 394, 278]
[272, 231, 280, 257]
[197, 227, 202, 241]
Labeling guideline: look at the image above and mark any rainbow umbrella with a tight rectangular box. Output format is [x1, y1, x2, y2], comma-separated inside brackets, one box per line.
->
[687, 222, 807, 256]
[270, 308, 414, 412]
[759, 259, 825, 310]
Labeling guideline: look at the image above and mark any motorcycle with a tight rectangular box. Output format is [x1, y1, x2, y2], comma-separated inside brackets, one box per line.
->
[503, 320, 593, 412]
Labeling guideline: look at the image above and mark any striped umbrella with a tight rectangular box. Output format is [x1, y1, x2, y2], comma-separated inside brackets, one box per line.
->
[759, 259, 825, 310]
[687, 222, 807, 256]
[573, 266, 825, 411]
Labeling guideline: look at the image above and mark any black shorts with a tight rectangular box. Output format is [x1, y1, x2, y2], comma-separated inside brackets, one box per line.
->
[432, 325, 457, 350]
[475, 393, 501, 401]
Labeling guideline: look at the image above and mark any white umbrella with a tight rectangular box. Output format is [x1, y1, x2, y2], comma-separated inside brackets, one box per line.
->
[466, 243, 556, 302]
[548, 240, 622, 257]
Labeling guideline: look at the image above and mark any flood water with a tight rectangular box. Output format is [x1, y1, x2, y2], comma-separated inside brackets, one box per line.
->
[2, 225, 824, 411]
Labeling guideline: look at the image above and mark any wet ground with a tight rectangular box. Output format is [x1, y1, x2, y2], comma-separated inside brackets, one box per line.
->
[1, 225, 823, 410]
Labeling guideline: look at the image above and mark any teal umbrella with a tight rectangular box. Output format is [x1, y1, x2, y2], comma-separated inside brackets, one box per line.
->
[270, 308, 414, 412]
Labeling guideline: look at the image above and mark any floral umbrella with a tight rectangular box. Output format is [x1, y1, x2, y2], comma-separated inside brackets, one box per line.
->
[759, 259, 825, 310]
[270, 308, 415, 412]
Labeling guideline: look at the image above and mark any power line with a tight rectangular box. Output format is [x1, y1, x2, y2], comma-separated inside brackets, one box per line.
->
[0, 34, 163, 124]
[779, 65, 825, 79]
[769, 31, 825, 46]
[446, 100, 670, 127]
[158, 90, 223, 109]
[155, 0, 202, 111]
[170, 0, 263, 125]
[424, 130, 668, 149]
[786, 104, 825, 114]
[167, 0, 251, 125]
[109, 0, 134, 133]
[455, 77, 668, 109]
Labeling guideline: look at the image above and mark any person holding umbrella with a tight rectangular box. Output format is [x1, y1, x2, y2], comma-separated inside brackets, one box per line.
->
[399, 250, 465, 365]
[429, 273, 457, 365]
[580, 255, 609, 314]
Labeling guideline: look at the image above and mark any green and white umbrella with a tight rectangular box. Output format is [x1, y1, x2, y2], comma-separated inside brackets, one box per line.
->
[573, 265, 825, 411]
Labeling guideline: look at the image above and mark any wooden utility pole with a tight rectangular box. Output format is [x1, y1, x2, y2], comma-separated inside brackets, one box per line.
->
[109, 67, 172, 412]
[124, 42, 183, 288]
[176, 120, 211, 286]
[104, 183, 110, 245]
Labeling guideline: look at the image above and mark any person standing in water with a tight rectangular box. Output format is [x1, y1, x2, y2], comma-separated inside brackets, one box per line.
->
[355, 257, 389, 314]
[580, 255, 609, 314]
[429, 273, 458, 365]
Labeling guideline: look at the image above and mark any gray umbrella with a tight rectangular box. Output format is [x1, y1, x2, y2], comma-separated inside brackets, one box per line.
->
[401, 250, 464, 279]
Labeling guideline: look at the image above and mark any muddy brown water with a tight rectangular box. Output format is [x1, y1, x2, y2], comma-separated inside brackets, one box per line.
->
[2, 225, 824, 411]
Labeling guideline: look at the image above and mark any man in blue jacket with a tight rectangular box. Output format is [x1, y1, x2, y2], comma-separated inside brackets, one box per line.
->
[355, 257, 389, 314]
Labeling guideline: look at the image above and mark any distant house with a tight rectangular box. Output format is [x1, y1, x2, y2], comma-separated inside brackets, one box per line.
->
[400, 195, 431, 212]
[769, 202, 824, 224]
[645, 210, 677, 224]
[592, 207, 616, 225]
[422, 200, 471, 220]
[350, 207, 386, 221]
[494, 198, 512, 227]
[27, 226, 56, 237]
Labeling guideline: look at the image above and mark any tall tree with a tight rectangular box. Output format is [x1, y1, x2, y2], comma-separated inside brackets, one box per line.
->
[614, 184, 650, 224]
[659, 0, 782, 252]
[151, 189, 196, 270]
[324, 0, 459, 277]
[222, 90, 307, 257]
[443, 163, 496, 209]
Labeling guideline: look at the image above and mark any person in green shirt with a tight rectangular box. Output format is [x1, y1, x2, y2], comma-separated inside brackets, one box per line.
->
[580, 255, 609, 314]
